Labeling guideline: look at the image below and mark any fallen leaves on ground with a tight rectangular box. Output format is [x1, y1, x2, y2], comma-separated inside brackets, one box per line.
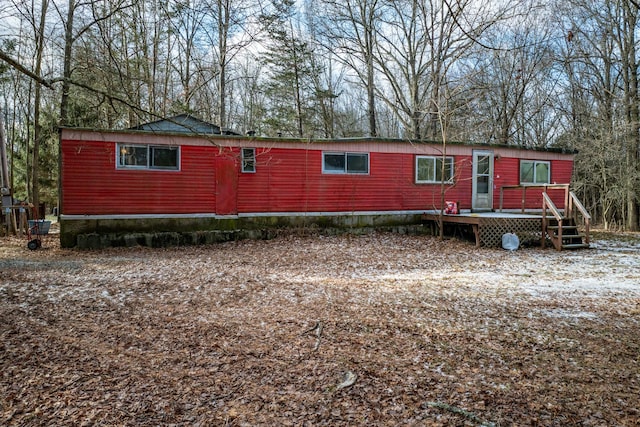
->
[1, 231, 639, 426]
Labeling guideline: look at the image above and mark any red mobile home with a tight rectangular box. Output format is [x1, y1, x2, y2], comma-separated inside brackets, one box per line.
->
[59, 125, 576, 248]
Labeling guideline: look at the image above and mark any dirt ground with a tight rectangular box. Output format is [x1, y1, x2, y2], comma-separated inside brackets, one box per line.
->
[1, 231, 639, 426]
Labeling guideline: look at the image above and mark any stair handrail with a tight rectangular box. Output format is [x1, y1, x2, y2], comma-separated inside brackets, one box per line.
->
[542, 192, 563, 250]
[542, 192, 563, 221]
[568, 191, 591, 245]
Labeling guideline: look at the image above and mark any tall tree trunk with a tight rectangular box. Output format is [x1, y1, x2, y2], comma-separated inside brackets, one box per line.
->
[357, 0, 378, 137]
[60, 1, 75, 127]
[0, 108, 9, 191]
[217, 0, 230, 131]
[32, 0, 49, 218]
[366, 36, 376, 137]
[288, 19, 304, 138]
[58, 0, 75, 218]
[0, 107, 15, 234]
[622, 1, 639, 231]
[293, 60, 304, 137]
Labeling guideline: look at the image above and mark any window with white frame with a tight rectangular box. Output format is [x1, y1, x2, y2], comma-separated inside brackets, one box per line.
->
[322, 152, 369, 174]
[117, 144, 179, 170]
[520, 160, 550, 184]
[241, 148, 256, 173]
[415, 156, 454, 183]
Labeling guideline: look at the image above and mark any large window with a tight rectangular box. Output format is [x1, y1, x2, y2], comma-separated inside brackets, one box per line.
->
[323, 152, 369, 174]
[242, 148, 256, 173]
[520, 160, 550, 184]
[117, 144, 179, 170]
[415, 156, 454, 183]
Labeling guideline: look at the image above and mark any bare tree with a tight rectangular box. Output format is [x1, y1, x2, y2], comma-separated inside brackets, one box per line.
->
[556, 0, 639, 230]
[373, 0, 489, 140]
[619, 0, 639, 230]
[233, 56, 266, 134]
[198, 0, 257, 130]
[321, 0, 381, 137]
[31, 0, 49, 216]
[467, 22, 557, 146]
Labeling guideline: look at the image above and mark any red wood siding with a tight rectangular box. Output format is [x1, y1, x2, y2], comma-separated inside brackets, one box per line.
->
[236, 149, 473, 213]
[62, 140, 216, 214]
[495, 157, 573, 209]
[61, 132, 575, 216]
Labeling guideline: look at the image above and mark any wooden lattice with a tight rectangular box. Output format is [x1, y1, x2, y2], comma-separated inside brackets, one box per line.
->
[478, 217, 542, 248]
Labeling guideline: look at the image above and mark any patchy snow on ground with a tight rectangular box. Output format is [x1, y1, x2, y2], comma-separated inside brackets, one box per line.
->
[1, 231, 639, 426]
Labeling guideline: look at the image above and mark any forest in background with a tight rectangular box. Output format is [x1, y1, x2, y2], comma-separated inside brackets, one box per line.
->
[0, 0, 639, 230]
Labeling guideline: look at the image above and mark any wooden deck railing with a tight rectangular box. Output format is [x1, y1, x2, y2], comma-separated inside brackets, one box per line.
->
[499, 183, 570, 213]
[500, 183, 591, 250]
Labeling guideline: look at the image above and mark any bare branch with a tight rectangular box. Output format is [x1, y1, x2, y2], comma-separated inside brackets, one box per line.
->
[0, 49, 54, 89]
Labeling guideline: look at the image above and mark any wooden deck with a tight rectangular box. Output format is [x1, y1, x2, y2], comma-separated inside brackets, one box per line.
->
[422, 211, 544, 248]
[421, 185, 590, 250]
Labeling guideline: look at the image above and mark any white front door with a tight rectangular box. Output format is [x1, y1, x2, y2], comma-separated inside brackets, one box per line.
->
[472, 150, 494, 211]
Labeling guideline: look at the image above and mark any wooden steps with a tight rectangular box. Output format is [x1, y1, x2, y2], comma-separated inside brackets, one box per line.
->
[541, 190, 591, 251]
[562, 243, 591, 250]
[545, 219, 590, 250]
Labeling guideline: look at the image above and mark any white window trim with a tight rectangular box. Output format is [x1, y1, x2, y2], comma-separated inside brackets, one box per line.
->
[415, 155, 454, 184]
[116, 143, 180, 171]
[241, 148, 256, 173]
[520, 160, 550, 184]
[322, 152, 370, 175]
